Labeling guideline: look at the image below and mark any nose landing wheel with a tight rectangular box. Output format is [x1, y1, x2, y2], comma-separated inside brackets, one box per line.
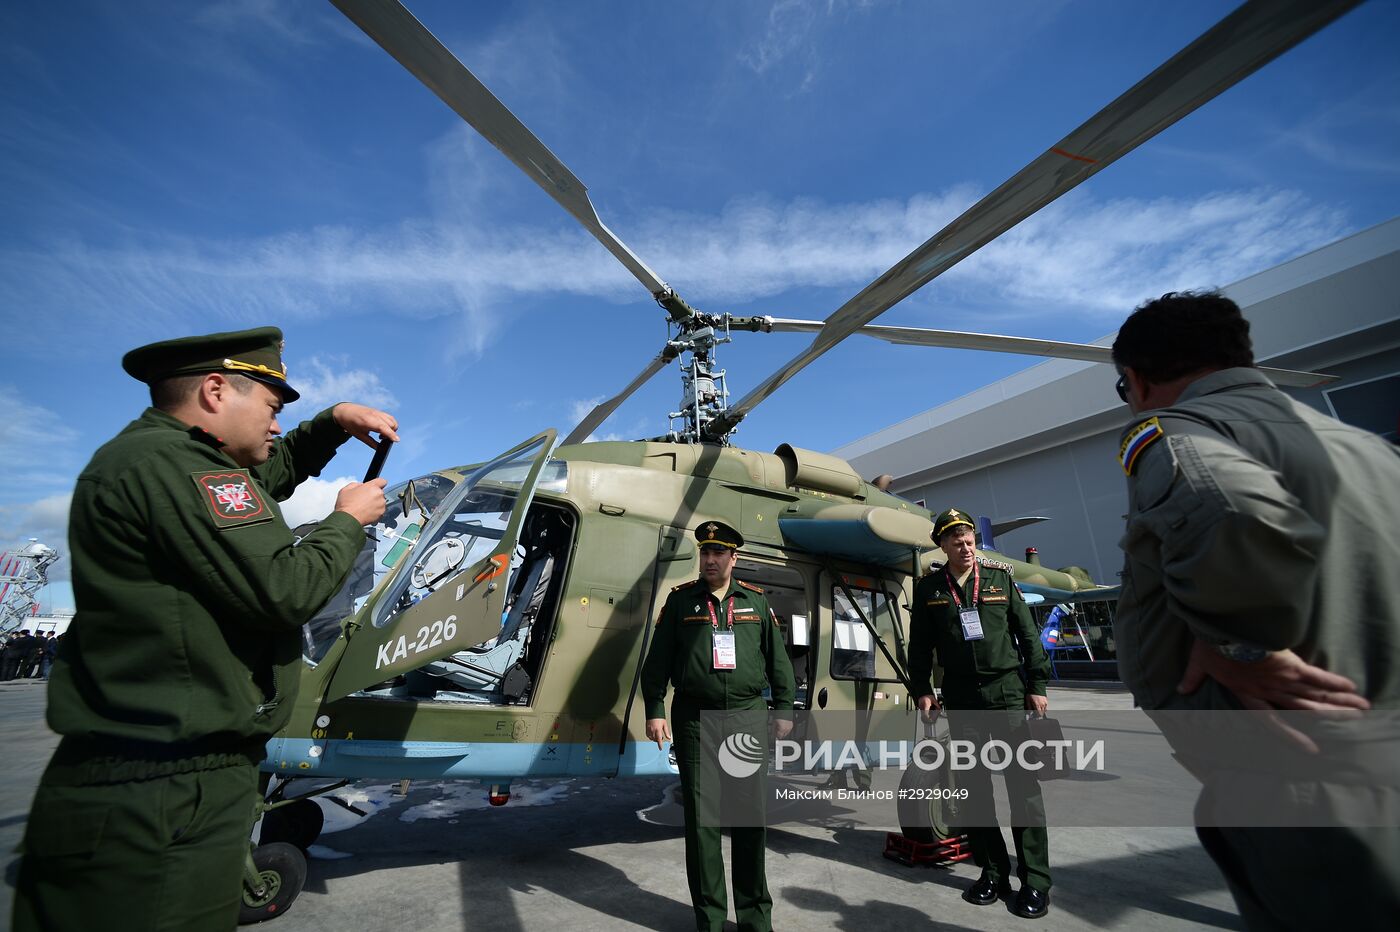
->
[239, 842, 307, 924]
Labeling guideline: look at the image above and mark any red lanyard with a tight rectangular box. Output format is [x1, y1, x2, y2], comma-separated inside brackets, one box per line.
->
[944, 561, 979, 610]
[706, 595, 735, 630]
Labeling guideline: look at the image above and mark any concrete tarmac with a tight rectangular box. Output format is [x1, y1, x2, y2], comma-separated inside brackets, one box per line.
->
[0, 681, 1241, 931]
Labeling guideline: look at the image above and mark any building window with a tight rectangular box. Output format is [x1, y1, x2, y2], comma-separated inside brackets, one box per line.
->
[1323, 372, 1399, 442]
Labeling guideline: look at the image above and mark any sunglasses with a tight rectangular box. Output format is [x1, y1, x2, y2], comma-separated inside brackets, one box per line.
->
[1114, 373, 1129, 403]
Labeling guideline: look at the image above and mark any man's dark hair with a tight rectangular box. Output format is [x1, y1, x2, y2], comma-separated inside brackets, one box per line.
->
[149, 372, 254, 411]
[1111, 291, 1254, 383]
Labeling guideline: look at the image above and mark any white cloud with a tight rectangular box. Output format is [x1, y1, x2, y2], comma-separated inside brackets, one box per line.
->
[287, 356, 398, 414]
[0, 384, 81, 476]
[0, 183, 1350, 359]
[563, 396, 652, 443]
[740, 0, 823, 76]
[280, 475, 356, 529]
[738, 0, 884, 91]
[564, 395, 608, 443]
[194, 0, 321, 46]
[568, 396, 604, 426]
[950, 189, 1349, 319]
[1278, 100, 1400, 176]
[0, 386, 83, 513]
[0, 492, 74, 583]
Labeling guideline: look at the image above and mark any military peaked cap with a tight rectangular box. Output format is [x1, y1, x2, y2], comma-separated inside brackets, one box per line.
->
[122, 326, 300, 403]
[933, 507, 976, 541]
[696, 520, 743, 550]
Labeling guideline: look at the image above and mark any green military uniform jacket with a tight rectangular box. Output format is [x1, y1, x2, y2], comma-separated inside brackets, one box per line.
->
[641, 578, 796, 717]
[908, 557, 1049, 703]
[1116, 368, 1400, 712]
[49, 406, 366, 760]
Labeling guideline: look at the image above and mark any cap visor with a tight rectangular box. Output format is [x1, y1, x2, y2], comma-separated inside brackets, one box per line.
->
[245, 372, 300, 403]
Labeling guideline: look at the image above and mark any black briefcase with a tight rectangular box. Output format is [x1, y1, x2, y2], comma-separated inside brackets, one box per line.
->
[1022, 715, 1069, 781]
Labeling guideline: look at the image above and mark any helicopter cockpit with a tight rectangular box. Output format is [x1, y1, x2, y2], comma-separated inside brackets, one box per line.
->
[404, 505, 572, 705]
[300, 438, 573, 710]
[298, 471, 458, 665]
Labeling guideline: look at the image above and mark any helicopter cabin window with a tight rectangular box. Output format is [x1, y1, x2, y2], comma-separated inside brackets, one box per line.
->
[734, 559, 813, 708]
[830, 581, 901, 681]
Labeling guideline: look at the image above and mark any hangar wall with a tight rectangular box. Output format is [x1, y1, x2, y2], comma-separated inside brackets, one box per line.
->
[833, 218, 1400, 587]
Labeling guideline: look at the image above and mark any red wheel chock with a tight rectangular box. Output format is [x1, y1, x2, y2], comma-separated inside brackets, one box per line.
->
[883, 831, 974, 866]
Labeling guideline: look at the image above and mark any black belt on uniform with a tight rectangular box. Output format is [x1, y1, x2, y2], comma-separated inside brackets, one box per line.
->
[42, 734, 266, 785]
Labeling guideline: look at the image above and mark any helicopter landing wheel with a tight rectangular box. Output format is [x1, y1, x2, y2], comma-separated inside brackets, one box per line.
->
[896, 756, 957, 844]
[259, 798, 325, 850]
[239, 842, 306, 925]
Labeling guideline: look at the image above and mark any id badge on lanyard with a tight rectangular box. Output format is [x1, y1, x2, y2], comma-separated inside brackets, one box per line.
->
[946, 563, 985, 641]
[709, 596, 737, 670]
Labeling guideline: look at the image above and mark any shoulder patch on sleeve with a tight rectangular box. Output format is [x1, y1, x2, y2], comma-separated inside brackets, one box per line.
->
[737, 579, 764, 593]
[191, 469, 274, 529]
[1129, 431, 1181, 510]
[1119, 416, 1164, 476]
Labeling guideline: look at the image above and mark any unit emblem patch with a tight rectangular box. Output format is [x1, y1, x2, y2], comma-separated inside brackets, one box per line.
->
[192, 469, 273, 529]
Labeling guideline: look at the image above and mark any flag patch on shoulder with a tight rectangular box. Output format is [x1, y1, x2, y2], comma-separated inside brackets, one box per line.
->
[1119, 417, 1163, 476]
[191, 469, 273, 529]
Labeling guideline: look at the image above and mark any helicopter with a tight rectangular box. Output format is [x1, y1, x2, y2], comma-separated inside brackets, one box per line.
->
[236, 0, 1352, 921]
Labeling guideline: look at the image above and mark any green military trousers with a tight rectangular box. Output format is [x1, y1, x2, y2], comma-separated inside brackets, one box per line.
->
[673, 699, 772, 932]
[945, 672, 1052, 893]
[13, 752, 259, 932]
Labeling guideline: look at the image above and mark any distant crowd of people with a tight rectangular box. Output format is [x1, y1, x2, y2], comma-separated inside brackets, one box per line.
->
[0, 629, 60, 681]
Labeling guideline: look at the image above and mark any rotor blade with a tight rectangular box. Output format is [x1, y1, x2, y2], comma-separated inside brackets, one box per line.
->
[331, 0, 670, 298]
[767, 318, 1338, 387]
[768, 318, 1113, 361]
[710, 0, 1360, 437]
[561, 345, 680, 445]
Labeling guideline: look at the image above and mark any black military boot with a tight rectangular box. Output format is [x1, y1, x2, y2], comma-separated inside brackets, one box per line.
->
[1011, 886, 1050, 919]
[962, 872, 1011, 906]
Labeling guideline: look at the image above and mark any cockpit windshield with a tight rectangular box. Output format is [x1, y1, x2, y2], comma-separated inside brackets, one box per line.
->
[301, 443, 565, 664]
[373, 436, 556, 626]
[300, 471, 459, 664]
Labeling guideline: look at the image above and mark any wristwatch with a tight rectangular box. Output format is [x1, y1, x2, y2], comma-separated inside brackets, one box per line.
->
[1215, 641, 1269, 663]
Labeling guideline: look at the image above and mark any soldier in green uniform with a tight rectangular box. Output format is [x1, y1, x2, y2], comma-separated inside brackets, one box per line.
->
[12, 327, 398, 932]
[641, 520, 796, 932]
[1111, 292, 1399, 930]
[909, 508, 1052, 920]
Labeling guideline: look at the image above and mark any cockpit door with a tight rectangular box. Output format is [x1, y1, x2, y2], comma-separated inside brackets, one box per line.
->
[324, 430, 557, 701]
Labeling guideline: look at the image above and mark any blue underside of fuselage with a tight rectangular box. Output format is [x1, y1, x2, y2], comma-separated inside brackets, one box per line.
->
[1017, 581, 1121, 604]
[262, 736, 679, 782]
[777, 518, 918, 567]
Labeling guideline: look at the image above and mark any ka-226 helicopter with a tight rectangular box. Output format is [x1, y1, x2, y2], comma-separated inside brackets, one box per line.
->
[235, 0, 1349, 921]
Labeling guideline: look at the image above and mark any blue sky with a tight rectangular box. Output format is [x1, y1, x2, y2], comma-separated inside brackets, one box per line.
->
[3, 0, 1398, 612]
